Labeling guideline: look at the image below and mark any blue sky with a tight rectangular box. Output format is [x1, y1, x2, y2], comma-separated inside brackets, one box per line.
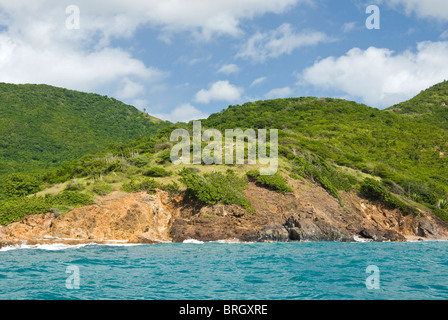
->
[0, 0, 448, 122]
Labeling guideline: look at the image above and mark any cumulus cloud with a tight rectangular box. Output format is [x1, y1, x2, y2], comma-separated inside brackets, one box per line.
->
[387, 0, 448, 21]
[265, 86, 293, 99]
[237, 23, 331, 63]
[0, 1, 169, 98]
[0, 33, 164, 93]
[301, 41, 448, 107]
[0, 0, 306, 99]
[116, 78, 146, 100]
[194, 80, 243, 103]
[217, 64, 240, 75]
[250, 76, 267, 87]
[154, 103, 209, 123]
[0, 0, 305, 42]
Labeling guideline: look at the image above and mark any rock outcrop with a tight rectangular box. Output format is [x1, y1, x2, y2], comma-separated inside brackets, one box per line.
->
[0, 191, 175, 246]
[1, 178, 448, 248]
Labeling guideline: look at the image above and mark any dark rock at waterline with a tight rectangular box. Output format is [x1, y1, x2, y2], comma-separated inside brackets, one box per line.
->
[359, 228, 406, 242]
[257, 217, 354, 242]
[285, 216, 352, 242]
[257, 225, 290, 242]
[416, 220, 439, 238]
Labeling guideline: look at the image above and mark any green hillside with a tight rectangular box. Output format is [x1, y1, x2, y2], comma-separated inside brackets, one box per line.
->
[1, 82, 448, 226]
[387, 80, 448, 129]
[203, 97, 448, 192]
[0, 83, 169, 176]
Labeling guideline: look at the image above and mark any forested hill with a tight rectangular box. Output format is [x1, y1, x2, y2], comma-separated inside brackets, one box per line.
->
[1, 81, 448, 226]
[0, 83, 169, 175]
[387, 80, 448, 130]
[202, 93, 448, 214]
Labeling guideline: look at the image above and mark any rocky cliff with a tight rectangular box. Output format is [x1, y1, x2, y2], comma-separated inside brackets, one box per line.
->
[1, 180, 448, 248]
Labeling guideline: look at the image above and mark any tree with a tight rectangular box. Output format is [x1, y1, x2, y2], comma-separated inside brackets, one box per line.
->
[3, 173, 41, 198]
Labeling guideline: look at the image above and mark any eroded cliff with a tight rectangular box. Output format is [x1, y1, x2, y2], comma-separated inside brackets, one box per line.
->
[1, 179, 448, 248]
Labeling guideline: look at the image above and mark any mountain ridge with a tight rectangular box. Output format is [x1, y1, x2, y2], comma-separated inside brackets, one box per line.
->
[1, 81, 448, 244]
[0, 82, 169, 176]
[387, 80, 448, 129]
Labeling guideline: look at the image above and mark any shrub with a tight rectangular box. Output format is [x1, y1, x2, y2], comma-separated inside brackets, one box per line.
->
[246, 170, 293, 194]
[373, 163, 399, 180]
[179, 167, 200, 175]
[92, 182, 114, 196]
[157, 150, 172, 164]
[0, 196, 50, 226]
[3, 173, 41, 198]
[52, 191, 94, 207]
[143, 166, 172, 177]
[129, 156, 151, 168]
[159, 182, 181, 198]
[180, 169, 252, 211]
[433, 209, 448, 222]
[122, 178, 160, 194]
[360, 178, 416, 215]
[314, 175, 340, 200]
[65, 181, 84, 192]
[399, 179, 439, 206]
[292, 154, 355, 200]
[0, 191, 93, 226]
[436, 199, 448, 210]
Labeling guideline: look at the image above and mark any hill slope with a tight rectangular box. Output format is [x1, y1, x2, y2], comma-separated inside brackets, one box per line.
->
[203, 96, 448, 197]
[387, 80, 448, 129]
[1, 82, 448, 242]
[0, 83, 169, 176]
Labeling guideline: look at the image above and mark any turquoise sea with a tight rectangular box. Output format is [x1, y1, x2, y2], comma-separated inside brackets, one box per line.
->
[0, 241, 447, 300]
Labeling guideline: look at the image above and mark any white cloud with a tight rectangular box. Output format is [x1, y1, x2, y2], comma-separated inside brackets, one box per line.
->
[217, 64, 240, 75]
[132, 99, 149, 109]
[265, 86, 293, 99]
[0, 0, 307, 99]
[0, 0, 306, 42]
[387, 0, 448, 21]
[441, 30, 448, 39]
[342, 22, 356, 33]
[0, 33, 164, 94]
[116, 78, 145, 99]
[301, 41, 448, 107]
[237, 23, 331, 63]
[250, 76, 267, 87]
[195, 80, 243, 103]
[154, 103, 209, 123]
[0, 1, 169, 98]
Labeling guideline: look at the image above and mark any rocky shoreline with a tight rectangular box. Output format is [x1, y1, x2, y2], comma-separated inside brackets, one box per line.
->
[2, 180, 448, 249]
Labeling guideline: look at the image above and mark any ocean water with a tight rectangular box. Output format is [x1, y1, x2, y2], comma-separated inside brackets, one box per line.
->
[0, 241, 447, 300]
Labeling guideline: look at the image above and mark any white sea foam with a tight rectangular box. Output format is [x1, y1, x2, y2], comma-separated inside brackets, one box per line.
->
[0, 242, 150, 252]
[101, 243, 144, 246]
[183, 239, 205, 244]
[352, 235, 372, 243]
[211, 239, 242, 244]
[0, 243, 93, 252]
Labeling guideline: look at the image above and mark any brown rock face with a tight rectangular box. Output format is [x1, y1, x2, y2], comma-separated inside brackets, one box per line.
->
[1, 179, 448, 247]
[169, 180, 448, 243]
[0, 191, 175, 246]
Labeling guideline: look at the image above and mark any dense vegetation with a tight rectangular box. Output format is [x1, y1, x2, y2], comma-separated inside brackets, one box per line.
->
[201, 87, 448, 217]
[388, 80, 448, 130]
[0, 191, 93, 226]
[0, 83, 169, 177]
[1, 81, 448, 226]
[180, 168, 253, 211]
[246, 170, 293, 194]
